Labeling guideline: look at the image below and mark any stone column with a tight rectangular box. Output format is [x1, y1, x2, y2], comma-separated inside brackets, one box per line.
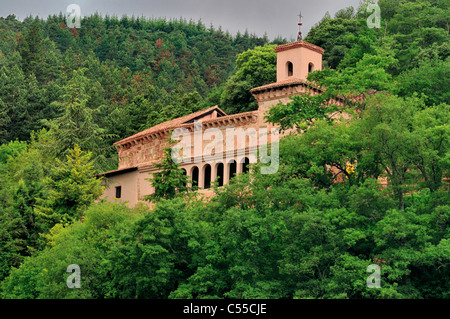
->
[185, 165, 192, 189]
[236, 156, 244, 175]
[223, 160, 230, 185]
[198, 164, 205, 189]
[211, 162, 218, 186]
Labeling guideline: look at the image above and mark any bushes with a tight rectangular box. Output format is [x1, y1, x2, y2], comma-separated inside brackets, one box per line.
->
[2, 169, 448, 299]
[1, 201, 141, 299]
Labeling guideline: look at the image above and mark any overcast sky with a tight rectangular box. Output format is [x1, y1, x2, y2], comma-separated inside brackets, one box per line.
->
[0, 0, 365, 40]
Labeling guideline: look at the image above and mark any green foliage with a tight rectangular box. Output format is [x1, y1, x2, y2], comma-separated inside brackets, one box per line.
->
[220, 44, 277, 114]
[1, 201, 142, 299]
[305, 0, 448, 110]
[307, 36, 399, 107]
[34, 145, 104, 229]
[14, 163, 450, 299]
[0, 12, 274, 296]
[0, 14, 273, 170]
[265, 93, 334, 132]
[305, 11, 360, 68]
[395, 57, 450, 106]
[17, 23, 44, 79]
[268, 92, 449, 209]
[106, 198, 208, 298]
[0, 140, 27, 164]
[0, 65, 55, 143]
[0, 1, 449, 300]
[1, 142, 449, 298]
[145, 141, 191, 202]
[44, 68, 116, 171]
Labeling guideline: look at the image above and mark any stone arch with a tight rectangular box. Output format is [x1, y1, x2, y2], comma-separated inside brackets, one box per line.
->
[191, 166, 199, 188]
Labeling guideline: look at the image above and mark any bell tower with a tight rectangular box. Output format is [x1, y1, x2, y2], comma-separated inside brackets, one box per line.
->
[250, 14, 326, 127]
[275, 12, 324, 83]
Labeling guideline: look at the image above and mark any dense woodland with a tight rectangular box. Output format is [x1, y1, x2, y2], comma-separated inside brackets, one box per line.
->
[0, 0, 449, 299]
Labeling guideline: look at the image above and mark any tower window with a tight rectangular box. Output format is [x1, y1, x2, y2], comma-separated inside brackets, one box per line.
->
[308, 63, 314, 73]
[287, 61, 293, 77]
[115, 186, 122, 199]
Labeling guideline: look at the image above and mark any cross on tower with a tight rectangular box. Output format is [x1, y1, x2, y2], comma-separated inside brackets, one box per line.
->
[297, 11, 303, 41]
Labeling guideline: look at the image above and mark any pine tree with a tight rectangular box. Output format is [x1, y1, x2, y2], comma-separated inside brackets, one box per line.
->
[17, 23, 44, 80]
[145, 140, 190, 201]
[34, 145, 104, 229]
[47, 68, 114, 172]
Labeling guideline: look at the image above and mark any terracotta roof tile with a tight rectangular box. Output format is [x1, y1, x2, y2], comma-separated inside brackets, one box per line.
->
[175, 110, 259, 129]
[114, 107, 260, 146]
[114, 105, 228, 145]
[275, 40, 325, 55]
[97, 166, 137, 177]
[250, 78, 308, 93]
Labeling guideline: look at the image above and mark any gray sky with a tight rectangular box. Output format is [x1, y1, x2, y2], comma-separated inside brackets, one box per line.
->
[0, 0, 364, 40]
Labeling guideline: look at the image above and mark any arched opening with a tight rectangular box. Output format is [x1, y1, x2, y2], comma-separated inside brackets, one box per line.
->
[216, 163, 224, 187]
[191, 166, 199, 188]
[287, 61, 293, 77]
[308, 62, 314, 73]
[229, 160, 237, 181]
[204, 164, 211, 189]
[242, 157, 250, 174]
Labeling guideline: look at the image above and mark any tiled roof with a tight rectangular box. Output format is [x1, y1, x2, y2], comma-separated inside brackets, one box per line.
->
[250, 78, 309, 93]
[97, 166, 138, 177]
[177, 110, 259, 128]
[274, 41, 325, 55]
[114, 105, 228, 146]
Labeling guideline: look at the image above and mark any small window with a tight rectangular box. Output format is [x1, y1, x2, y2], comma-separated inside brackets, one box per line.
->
[308, 63, 314, 73]
[115, 186, 122, 199]
[287, 61, 293, 77]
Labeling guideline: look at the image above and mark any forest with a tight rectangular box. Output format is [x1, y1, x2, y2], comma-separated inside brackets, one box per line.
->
[0, 0, 449, 299]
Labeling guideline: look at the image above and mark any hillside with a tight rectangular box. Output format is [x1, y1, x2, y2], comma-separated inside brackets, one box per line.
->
[0, 14, 280, 171]
[0, 0, 449, 300]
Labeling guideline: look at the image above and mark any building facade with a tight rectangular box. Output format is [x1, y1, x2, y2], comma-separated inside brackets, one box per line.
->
[99, 40, 341, 206]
